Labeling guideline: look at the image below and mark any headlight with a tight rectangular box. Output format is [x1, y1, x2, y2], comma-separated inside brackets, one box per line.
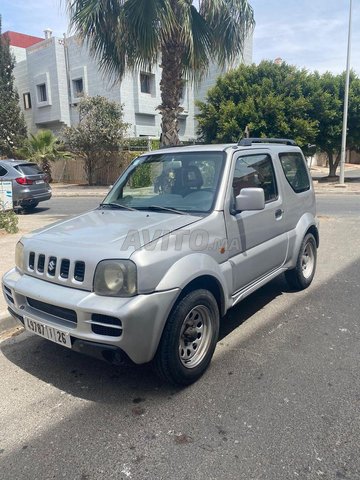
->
[94, 260, 137, 297]
[15, 241, 24, 272]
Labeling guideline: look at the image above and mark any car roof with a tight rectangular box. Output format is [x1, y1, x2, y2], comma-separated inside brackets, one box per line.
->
[144, 142, 303, 156]
[0, 158, 33, 167]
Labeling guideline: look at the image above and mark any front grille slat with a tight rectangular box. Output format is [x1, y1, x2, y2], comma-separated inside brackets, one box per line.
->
[74, 261, 85, 282]
[60, 259, 70, 279]
[27, 297, 77, 324]
[29, 252, 35, 270]
[37, 254, 45, 273]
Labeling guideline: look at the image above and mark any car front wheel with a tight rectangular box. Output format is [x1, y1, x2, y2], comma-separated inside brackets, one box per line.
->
[285, 233, 317, 290]
[153, 289, 220, 386]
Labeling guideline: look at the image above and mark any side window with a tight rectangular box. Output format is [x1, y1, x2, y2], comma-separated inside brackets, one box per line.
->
[232, 154, 278, 203]
[0, 165, 8, 177]
[279, 152, 310, 193]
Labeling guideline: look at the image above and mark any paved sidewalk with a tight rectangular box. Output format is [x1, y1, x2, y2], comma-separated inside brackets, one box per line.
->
[1, 164, 360, 335]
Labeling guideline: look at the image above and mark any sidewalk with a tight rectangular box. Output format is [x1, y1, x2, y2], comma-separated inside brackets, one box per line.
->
[1, 164, 360, 335]
[310, 163, 360, 195]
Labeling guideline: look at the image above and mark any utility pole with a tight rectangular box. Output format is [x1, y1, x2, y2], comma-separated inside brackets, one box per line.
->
[339, 0, 352, 185]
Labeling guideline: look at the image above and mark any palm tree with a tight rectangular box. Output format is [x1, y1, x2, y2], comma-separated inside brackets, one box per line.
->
[66, 0, 255, 146]
[18, 130, 70, 182]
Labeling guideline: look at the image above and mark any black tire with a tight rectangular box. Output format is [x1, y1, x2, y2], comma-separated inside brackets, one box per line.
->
[22, 202, 39, 213]
[285, 233, 317, 290]
[153, 289, 220, 386]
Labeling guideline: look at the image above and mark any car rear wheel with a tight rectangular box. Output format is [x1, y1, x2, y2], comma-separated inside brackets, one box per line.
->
[22, 202, 39, 213]
[285, 233, 317, 290]
[153, 289, 219, 386]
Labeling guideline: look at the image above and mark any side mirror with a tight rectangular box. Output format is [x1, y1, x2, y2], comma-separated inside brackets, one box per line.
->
[235, 188, 265, 212]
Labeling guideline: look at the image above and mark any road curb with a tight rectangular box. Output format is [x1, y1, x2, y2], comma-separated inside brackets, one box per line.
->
[0, 310, 19, 335]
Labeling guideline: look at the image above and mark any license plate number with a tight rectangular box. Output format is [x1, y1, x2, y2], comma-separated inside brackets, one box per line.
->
[35, 180, 44, 184]
[24, 317, 71, 348]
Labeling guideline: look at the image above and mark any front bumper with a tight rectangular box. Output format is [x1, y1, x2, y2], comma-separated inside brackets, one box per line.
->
[2, 268, 179, 364]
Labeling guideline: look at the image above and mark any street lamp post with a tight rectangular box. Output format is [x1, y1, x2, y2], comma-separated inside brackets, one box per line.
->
[339, 0, 353, 185]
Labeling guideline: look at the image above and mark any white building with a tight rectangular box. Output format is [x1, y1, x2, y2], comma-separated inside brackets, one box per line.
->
[4, 29, 253, 141]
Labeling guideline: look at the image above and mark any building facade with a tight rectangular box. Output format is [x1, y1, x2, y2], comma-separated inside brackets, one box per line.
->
[5, 30, 253, 141]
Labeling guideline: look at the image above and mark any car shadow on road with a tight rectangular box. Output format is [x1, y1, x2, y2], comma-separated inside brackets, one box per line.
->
[0, 276, 289, 402]
[219, 274, 288, 341]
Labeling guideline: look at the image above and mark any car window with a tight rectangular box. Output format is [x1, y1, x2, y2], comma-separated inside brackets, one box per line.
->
[105, 151, 226, 214]
[0, 165, 8, 176]
[279, 152, 310, 193]
[14, 163, 43, 176]
[232, 154, 278, 202]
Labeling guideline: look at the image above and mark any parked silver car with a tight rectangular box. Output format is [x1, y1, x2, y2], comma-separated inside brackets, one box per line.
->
[2, 139, 319, 385]
[0, 159, 52, 211]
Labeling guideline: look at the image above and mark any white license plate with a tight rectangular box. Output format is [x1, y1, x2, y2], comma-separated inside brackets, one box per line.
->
[24, 317, 71, 349]
[35, 180, 44, 184]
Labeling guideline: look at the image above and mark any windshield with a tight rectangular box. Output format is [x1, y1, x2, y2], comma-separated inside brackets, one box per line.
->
[103, 151, 226, 214]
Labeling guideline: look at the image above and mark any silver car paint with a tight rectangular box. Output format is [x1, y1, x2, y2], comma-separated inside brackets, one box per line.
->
[2, 143, 318, 364]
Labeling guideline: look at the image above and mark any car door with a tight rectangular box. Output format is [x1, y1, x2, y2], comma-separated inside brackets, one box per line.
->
[224, 151, 289, 292]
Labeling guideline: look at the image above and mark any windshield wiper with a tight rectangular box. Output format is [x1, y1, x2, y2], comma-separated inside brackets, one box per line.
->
[143, 205, 187, 215]
[99, 202, 137, 211]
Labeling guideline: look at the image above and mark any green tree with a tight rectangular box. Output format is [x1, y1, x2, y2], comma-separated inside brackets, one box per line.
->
[197, 61, 319, 149]
[18, 130, 70, 182]
[197, 61, 360, 177]
[0, 17, 27, 156]
[66, 0, 254, 146]
[62, 96, 129, 185]
[310, 71, 360, 177]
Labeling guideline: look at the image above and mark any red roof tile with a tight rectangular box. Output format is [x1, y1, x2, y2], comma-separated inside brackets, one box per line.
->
[2, 31, 44, 49]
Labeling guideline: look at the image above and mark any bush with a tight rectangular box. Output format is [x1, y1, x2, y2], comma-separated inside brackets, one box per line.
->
[130, 163, 152, 188]
[122, 137, 160, 151]
[0, 209, 18, 233]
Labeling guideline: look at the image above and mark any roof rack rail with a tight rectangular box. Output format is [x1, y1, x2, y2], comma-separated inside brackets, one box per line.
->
[238, 138, 297, 146]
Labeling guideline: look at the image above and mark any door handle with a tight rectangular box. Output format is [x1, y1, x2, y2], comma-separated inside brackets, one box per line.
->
[275, 209, 283, 219]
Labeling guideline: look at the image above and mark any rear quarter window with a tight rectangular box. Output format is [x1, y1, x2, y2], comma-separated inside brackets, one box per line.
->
[0, 165, 8, 176]
[14, 164, 43, 176]
[279, 152, 310, 193]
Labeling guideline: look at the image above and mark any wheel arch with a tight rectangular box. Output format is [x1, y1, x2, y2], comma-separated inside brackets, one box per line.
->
[306, 224, 319, 247]
[175, 275, 226, 317]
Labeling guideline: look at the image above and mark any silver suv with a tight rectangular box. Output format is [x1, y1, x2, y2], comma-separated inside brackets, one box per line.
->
[2, 139, 319, 385]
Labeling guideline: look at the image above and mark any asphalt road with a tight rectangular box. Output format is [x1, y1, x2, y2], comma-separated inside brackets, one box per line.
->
[28, 194, 360, 218]
[1, 199, 360, 479]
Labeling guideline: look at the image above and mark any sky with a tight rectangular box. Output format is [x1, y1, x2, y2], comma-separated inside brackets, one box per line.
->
[1, 0, 359, 75]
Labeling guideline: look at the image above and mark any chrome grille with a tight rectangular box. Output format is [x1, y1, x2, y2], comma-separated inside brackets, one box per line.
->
[27, 252, 86, 284]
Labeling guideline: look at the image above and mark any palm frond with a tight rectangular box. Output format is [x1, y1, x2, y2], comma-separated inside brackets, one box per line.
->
[177, 1, 213, 81]
[66, 0, 175, 79]
[199, 0, 255, 67]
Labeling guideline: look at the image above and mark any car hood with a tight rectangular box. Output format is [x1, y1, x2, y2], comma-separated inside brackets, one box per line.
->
[23, 208, 202, 258]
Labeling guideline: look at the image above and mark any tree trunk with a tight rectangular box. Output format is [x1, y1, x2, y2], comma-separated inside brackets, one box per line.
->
[85, 156, 95, 185]
[158, 19, 184, 147]
[41, 158, 53, 183]
[327, 151, 340, 177]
